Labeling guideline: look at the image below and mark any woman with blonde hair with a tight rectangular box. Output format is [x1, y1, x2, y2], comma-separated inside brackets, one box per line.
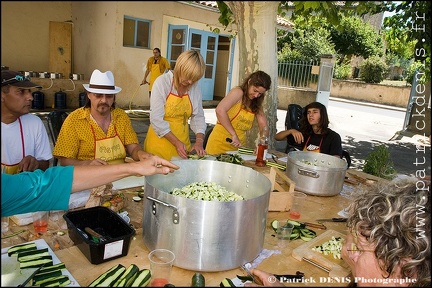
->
[144, 50, 207, 160]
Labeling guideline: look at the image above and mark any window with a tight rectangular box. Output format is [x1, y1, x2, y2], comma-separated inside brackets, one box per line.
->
[123, 16, 151, 48]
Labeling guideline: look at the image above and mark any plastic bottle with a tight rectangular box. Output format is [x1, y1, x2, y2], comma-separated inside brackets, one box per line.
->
[255, 126, 268, 167]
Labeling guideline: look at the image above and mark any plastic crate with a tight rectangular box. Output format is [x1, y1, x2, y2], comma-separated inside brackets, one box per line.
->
[63, 206, 135, 264]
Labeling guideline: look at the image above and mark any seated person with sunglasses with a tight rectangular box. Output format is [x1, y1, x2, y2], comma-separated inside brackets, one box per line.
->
[53, 69, 152, 166]
[245, 179, 430, 287]
[1, 71, 52, 174]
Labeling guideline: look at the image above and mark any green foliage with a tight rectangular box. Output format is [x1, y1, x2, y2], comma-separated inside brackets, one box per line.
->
[363, 144, 397, 180]
[328, 15, 384, 63]
[405, 61, 426, 86]
[359, 56, 388, 83]
[334, 61, 352, 80]
[277, 16, 335, 62]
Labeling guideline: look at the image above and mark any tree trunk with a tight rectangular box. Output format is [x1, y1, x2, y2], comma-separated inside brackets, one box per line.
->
[225, 1, 280, 149]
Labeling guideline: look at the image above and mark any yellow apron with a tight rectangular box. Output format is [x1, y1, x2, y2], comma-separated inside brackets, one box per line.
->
[303, 134, 323, 153]
[149, 62, 163, 91]
[205, 101, 255, 154]
[1, 118, 25, 174]
[144, 89, 192, 160]
[91, 125, 126, 164]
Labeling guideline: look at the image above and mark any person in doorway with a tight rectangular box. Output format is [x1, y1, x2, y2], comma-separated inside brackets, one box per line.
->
[205, 70, 271, 154]
[274, 101, 342, 157]
[143, 49, 207, 160]
[141, 48, 171, 98]
[1, 70, 52, 174]
[2, 155, 179, 217]
[53, 69, 152, 166]
[245, 179, 431, 287]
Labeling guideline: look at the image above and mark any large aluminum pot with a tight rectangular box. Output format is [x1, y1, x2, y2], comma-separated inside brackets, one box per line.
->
[143, 160, 272, 272]
[286, 151, 347, 196]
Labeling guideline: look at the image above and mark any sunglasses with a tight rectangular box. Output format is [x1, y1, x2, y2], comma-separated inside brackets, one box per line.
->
[1, 75, 31, 85]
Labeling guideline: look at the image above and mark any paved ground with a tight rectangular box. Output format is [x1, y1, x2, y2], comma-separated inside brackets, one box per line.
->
[39, 98, 431, 178]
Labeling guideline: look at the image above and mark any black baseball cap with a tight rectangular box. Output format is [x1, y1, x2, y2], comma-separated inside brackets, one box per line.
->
[1, 70, 41, 88]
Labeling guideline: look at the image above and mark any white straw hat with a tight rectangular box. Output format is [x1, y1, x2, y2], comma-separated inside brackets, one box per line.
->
[83, 69, 122, 94]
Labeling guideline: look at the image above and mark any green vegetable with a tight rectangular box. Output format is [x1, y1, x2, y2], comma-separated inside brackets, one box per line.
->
[33, 271, 64, 286]
[37, 262, 66, 274]
[171, 181, 244, 201]
[215, 153, 244, 165]
[312, 236, 344, 259]
[39, 275, 71, 287]
[192, 272, 205, 287]
[17, 248, 50, 262]
[19, 256, 53, 269]
[238, 147, 255, 155]
[112, 264, 139, 287]
[220, 277, 236, 287]
[7, 242, 37, 257]
[266, 161, 286, 171]
[129, 269, 151, 287]
[89, 264, 125, 287]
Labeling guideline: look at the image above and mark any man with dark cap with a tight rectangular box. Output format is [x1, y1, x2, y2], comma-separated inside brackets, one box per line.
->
[1, 70, 52, 174]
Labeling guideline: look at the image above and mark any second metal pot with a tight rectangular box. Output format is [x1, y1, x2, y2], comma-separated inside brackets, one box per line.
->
[286, 151, 347, 196]
[142, 160, 272, 272]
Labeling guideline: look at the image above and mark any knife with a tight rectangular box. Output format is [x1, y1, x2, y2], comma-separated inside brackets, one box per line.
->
[301, 222, 327, 230]
[18, 263, 45, 287]
[316, 218, 347, 222]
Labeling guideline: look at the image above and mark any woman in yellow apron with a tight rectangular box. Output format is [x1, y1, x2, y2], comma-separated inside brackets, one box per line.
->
[205, 71, 272, 155]
[144, 50, 207, 160]
[141, 48, 170, 98]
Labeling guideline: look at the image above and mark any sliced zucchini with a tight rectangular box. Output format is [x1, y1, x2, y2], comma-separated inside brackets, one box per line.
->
[89, 264, 125, 287]
[287, 220, 304, 227]
[129, 269, 151, 287]
[17, 248, 50, 262]
[7, 242, 37, 257]
[94, 265, 126, 287]
[112, 263, 139, 287]
[300, 235, 314, 242]
[19, 256, 53, 269]
[220, 277, 236, 287]
[37, 262, 66, 274]
[270, 220, 279, 232]
[33, 270, 63, 285]
[39, 275, 71, 287]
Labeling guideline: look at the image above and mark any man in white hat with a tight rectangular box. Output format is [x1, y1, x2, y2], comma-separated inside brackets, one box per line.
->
[1, 70, 52, 174]
[53, 69, 152, 165]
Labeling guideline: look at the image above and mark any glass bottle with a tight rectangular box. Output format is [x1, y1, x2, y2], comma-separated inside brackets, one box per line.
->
[255, 126, 268, 167]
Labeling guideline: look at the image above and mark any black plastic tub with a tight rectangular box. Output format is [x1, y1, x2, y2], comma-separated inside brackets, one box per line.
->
[63, 206, 135, 264]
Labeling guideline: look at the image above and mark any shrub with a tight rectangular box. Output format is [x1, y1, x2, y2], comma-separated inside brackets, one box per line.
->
[359, 56, 388, 83]
[363, 144, 397, 180]
[334, 61, 352, 80]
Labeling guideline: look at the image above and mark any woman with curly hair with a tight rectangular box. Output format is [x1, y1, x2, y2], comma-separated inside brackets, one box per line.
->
[205, 70, 271, 154]
[341, 179, 430, 286]
[244, 179, 430, 287]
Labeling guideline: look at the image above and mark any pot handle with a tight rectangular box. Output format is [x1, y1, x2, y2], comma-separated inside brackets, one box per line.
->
[297, 168, 319, 178]
[147, 196, 180, 224]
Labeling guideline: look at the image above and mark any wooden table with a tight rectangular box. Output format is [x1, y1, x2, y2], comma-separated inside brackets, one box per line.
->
[2, 155, 378, 287]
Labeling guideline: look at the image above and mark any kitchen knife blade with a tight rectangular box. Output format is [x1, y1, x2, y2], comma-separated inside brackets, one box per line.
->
[316, 218, 347, 222]
[301, 222, 327, 230]
[17, 263, 45, 287]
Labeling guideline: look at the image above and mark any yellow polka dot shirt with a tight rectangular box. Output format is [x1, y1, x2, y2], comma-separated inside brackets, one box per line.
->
[53, 107, 139, 161]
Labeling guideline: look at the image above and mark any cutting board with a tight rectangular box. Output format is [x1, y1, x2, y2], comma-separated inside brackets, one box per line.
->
[291, 229, 351, 278]
[1, 239, 80, 287]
